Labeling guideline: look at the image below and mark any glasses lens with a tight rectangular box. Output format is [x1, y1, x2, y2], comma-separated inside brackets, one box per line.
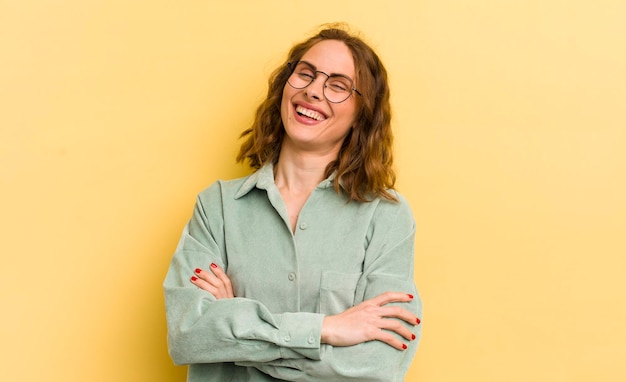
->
[324, 76, 353, 103]
[288, 62, 315, 89]
[287, 62, 355, 103]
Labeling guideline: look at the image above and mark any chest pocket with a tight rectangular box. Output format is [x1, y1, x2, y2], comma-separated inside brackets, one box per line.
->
[319, 271, 362, 315]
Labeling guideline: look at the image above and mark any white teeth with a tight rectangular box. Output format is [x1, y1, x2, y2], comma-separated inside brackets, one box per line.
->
[296, 105, 326, 121]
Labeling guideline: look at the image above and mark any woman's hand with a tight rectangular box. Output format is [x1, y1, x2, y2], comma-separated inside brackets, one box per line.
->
[190, 263, 235, 299]
[321, 291, 420, 351]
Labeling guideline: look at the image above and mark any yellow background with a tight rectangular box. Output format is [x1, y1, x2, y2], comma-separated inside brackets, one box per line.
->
[1, 1, 624, 381]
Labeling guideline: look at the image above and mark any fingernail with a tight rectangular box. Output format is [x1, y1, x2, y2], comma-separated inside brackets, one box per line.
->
[191, 276, 198, 281]
[416, 317, 421, 325]
[402, 344, 407, 350]
[194, 268, 201, 274]
[210, 263, 218, 268]
[407, 294, 414, 299]
[411, 334, 416, 340]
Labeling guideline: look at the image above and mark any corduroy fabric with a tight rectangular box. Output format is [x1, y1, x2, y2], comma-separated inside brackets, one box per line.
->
[164, 163, 422, 381]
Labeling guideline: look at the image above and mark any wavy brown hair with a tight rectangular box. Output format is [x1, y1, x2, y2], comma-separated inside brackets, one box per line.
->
[237, 24, 396, 202]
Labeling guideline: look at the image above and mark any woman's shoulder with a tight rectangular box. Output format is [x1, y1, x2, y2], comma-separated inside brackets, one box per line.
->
[374, 189, 412, 209]
[197, 173, 253, 198]
[196, 166, 273, 202]
[371, 189, 415, 224]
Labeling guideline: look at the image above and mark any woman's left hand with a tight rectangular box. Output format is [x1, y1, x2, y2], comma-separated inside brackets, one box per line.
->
[190, 263, 235, 299]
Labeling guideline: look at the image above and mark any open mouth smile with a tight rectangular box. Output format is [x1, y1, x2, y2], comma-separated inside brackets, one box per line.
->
[295, 105, 327, 121]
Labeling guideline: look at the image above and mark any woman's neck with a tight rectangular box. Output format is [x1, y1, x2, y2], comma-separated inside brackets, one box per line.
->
[273, 146, 336, 194]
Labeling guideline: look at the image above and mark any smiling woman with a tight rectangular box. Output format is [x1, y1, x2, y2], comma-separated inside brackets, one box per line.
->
[279, 40, 359, 170]
[163, 25, 422, 382]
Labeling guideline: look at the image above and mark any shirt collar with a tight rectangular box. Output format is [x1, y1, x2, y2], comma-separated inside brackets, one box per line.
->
[234, 163, 275, 199]
[234, 162, 342, 199]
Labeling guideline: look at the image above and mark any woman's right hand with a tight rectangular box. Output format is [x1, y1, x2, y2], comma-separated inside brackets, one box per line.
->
[321, 291, 420, 351]
[190, 263, 235, 299]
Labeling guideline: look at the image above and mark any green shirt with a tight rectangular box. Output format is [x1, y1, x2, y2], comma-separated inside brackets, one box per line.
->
[164, 163, 422, 381]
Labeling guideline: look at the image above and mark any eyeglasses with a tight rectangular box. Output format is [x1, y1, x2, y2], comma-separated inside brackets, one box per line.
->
[287, 61, 361, 103]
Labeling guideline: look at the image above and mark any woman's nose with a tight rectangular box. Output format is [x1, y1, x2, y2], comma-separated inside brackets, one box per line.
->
[304, 74, 327, 101]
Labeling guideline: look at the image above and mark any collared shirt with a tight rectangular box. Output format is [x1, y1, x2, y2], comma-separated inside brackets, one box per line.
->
[164, 163, 422, 381]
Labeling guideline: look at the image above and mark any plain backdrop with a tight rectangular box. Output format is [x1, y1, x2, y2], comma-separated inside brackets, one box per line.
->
[1, 1, 625, 381]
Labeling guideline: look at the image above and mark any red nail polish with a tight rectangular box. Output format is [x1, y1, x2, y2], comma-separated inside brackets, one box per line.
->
[194, 268, 201, 274]
[411, 334, 416, 340]
[191, 276, 197, 281]
[402, 344, 407, 350]
[407, 294, 414, 299]
[416, 317, 421, 325]
[210, 263, 218, 268]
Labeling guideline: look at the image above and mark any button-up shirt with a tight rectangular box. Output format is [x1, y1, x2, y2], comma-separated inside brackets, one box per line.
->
[164, 163, 422, 381]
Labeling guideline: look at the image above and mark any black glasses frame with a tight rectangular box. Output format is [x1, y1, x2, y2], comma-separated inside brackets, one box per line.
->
[286, 61, 362, 103]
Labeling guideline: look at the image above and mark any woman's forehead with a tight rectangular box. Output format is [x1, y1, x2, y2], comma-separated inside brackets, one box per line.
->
[300, 40, 355, 77]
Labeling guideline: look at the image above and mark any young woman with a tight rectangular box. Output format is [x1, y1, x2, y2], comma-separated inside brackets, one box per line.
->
[164, 25, 422, 381]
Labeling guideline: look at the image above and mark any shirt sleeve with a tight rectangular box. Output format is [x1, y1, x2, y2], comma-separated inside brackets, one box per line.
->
[236, 195, 423, 381]
[163, 186, 325, 365]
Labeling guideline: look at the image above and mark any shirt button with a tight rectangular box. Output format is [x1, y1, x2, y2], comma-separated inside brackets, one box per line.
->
[284, 335, 291, 342]
[299, 222, 308, 230]
[288, 272, 296, 281]
[308, 336, 315, 344]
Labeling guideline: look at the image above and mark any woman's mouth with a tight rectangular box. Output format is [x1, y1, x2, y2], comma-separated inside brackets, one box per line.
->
[295, 105, 327, 121]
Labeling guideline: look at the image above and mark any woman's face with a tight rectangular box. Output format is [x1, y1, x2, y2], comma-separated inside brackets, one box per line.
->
[280, 39, 359, 156]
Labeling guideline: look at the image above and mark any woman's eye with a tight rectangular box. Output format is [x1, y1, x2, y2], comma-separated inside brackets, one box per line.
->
[297, 71, 315, 80]
[328, 80, 349, 92]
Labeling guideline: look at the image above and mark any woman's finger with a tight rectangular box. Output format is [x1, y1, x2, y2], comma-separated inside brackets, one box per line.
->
[369, 291, 414, 307]
[373, 329, 408, 351]
[208, 263, 234, 298]
[379, 305, 420, 326]
[377, 315, 416, 342]
[191, 264, 235, 299]
[194, 267, 221, 288]
[364, 292, 420, 328]
[191, 267, 227, 298]
[190, 274, 222, 297]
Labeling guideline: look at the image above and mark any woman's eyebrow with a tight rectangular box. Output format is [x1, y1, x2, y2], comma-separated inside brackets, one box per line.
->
[299, 60, 353, 79]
